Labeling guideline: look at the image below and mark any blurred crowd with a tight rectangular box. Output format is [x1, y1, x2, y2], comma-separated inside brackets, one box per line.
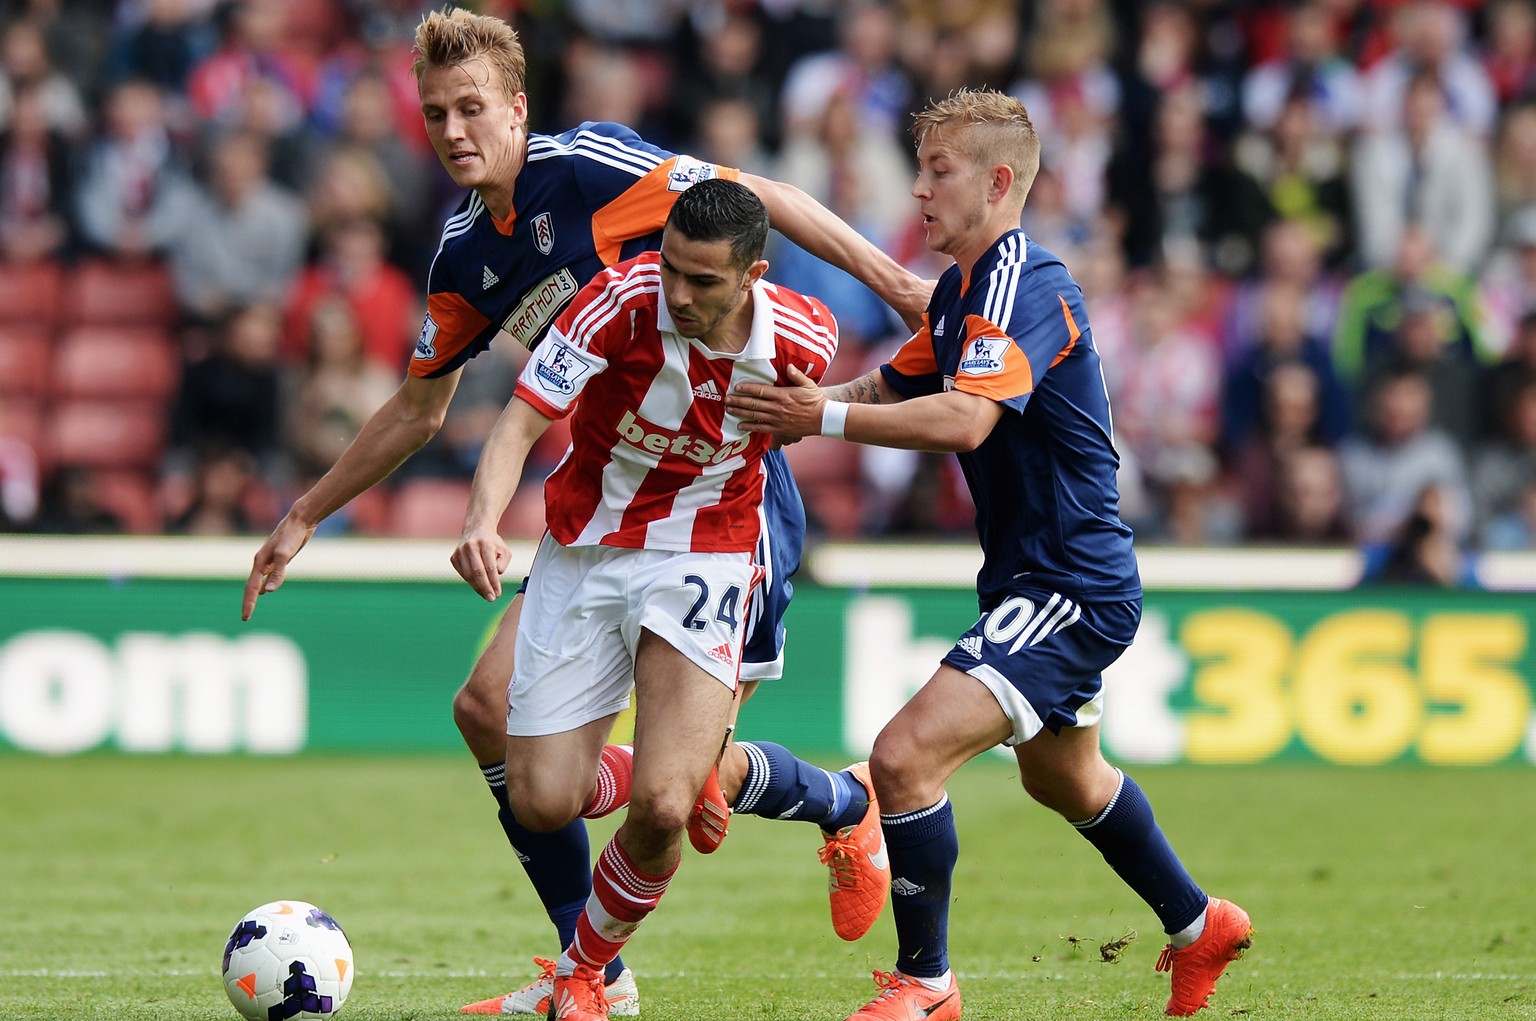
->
[0, 0, 1534, 583]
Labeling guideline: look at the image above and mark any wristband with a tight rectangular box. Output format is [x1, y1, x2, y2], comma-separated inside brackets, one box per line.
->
[821, 400, 850, 439]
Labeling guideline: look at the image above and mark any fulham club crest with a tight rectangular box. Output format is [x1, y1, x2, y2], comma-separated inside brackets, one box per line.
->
[531, 212, 554, 255]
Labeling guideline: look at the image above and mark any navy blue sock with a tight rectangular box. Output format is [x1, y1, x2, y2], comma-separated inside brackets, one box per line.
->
[883, 797, 957, 979]
[1072, 770, 1208, 935]
[482, 763, 626, 984]
[731, 741, 867, 832]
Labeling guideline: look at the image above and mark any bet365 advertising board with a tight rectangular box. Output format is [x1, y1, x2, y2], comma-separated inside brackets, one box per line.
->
[0, 545, 1533, 764]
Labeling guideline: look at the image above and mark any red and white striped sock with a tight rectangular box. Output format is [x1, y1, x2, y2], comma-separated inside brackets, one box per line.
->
[562, 836, 676, 973]
[581, 744, 633, 819]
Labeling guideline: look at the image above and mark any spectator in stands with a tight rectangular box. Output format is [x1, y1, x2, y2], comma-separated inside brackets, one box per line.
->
[0, 82, 71, 263]
[104, 0, 212, 97]
[1481, 309, 1536, 440]
[1222, 279, 1350, 456]
[167, 444, 255, 535]
[1333, 224, 1486, 383]
[1230, 360, 1333, 538]
[1109, 77, 1219, 270]
[1339, 364, 1471, 545]
[0, 433, 39, 530]
[772, 88, 909, 345]
[1266, 445, 1352, 544]
[1224, 218, 1345, 372]
[1482, 478, 1536, 550]
[1481, 207, 1536, 356]
[1485, 0, 1536, 108]
[282, 217, 418, 375]
[689, 97, 774, 179]
[170, 301, 283, 472]
[1498, 104, 1536, 233]
[187, 0, 305, 132]
[1358, 1, 1496, 138]
[1472, 380, 1536, 549]
[1351, 68, 1494, 275]
[1359, 482, 1477, 586]
[283, 296, 396, 484]
[1113, 268, 1223, 536]
[73, 78, 199, 260]
[301, 144, 392, 251]
[170, 130, 308, 322]
[1361, 287, 1482, 448]
[302, 71, 433, 250]
[1222, 90, 1353, 278]
[780, 1, 909, 142]
[1241, 1, 1361, 135]
[31, 466, 124, 535]
[0, 16, 86, 137]
[672, 11, 780, 153]
[16, 0, 109, 107]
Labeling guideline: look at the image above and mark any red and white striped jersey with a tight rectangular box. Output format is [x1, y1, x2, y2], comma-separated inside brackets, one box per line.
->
[514, 252, 838, 552]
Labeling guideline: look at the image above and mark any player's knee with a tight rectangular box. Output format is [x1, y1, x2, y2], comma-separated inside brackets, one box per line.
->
[1020, 772, 1094, 818]
[452, 672, 505, 739]
[505, 784, 581, 832]
[868, 735, 930, 805]
[626, 789, 692, 840]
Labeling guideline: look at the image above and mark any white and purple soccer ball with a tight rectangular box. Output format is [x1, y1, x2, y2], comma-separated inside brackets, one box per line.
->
[221, 900, 354, 1020]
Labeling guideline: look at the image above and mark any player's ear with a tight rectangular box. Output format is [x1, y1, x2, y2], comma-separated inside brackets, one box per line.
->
[743, 258, 769, 289]
[989, 164, 1015, 204]
[509, 91, 528, 128]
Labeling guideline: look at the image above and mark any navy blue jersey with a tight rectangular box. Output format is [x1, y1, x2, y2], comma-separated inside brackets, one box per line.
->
[880, 231, 1140, 604]
[410, 122, 735, 378]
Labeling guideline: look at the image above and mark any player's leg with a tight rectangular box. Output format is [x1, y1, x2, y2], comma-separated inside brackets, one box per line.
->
[463, 539, 640, 1017]
[837, 664, 1006, 1021]
[453, 594, 634, 1015]
[1004, 595, 1250, 1017]
[1016, 724, 1250, 1017]
[550, 549, 747, 1020]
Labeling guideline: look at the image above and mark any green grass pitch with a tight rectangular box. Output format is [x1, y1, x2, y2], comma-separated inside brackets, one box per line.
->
[2, 755, 1532, 1019]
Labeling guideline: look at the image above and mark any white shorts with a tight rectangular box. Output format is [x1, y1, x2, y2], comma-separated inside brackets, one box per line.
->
[507, 533, 760, 737]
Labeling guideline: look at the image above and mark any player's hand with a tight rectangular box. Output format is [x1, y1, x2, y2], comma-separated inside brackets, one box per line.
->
[242, 513, 317, 621]
[894, 277, 938, 332]
[451, 525, 511, 601]
[729, 364, 824, 439]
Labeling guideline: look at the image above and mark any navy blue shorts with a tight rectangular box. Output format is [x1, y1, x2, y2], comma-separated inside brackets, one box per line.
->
[739, 448, 804, 681]
[941, 586, 1141, 744]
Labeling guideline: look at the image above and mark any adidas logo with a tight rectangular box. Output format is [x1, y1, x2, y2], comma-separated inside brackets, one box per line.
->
[933, 315, 945, 336]
[692, 379, 722, 401]
[482, 265, 500, 290]
[957, 635, 983, 659]
[707, 642, 734, 665]
[891, 877, 926, 896]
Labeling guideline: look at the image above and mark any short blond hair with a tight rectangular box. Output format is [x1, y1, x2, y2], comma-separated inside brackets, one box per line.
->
[411, 6, 526, 100]
[912, 89, 1040, 202]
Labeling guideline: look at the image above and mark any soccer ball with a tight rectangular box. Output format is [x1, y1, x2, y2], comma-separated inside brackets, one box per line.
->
[221, 900, 354, 1020]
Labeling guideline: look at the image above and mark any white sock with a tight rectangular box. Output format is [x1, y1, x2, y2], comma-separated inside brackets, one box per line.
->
[905, 970, 952, 993]
[1169, 900, 1210, 949]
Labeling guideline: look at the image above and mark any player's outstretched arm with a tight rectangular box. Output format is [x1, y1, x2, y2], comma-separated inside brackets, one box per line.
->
[731, 365, 1002, 452]
[242, 371, 461, 620]
[740, 174, 934, 330]
[451, 397, 552, 602]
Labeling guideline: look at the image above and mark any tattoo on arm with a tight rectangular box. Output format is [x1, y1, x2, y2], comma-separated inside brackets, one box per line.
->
[824, 371, 885, 406]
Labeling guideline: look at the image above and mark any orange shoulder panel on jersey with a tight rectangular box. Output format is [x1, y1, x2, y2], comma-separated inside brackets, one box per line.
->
[953, 315, 1035, 401]
[589, 160, 743, 266]
[885, 317, 939, 377]
[408, 291, 495, 377]
[1051, 294, 1082, 368]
